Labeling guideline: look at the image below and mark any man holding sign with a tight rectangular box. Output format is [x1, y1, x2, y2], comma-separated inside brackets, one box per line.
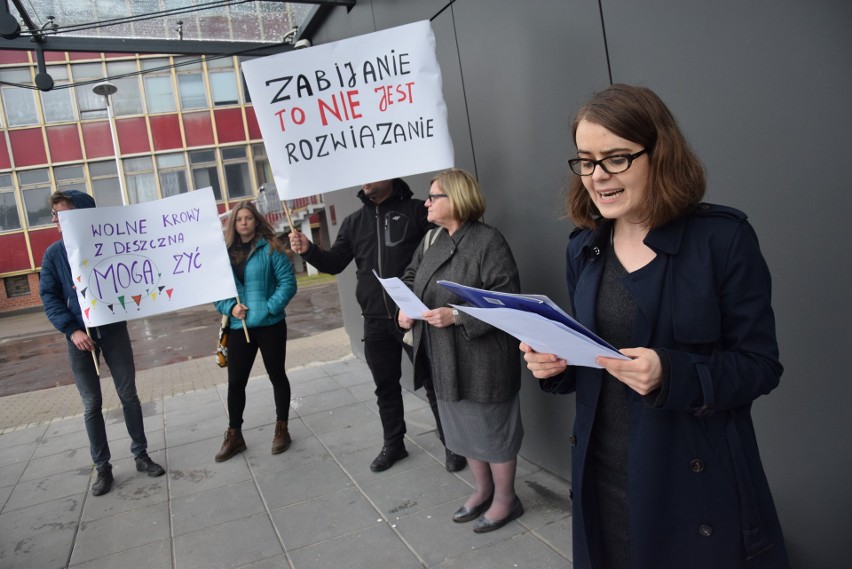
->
[289, 179, 465, 473]
[39, 190, 165, 497]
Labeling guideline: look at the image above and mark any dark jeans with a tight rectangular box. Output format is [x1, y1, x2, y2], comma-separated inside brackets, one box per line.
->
[363, 317, 442, 447]
[67, 323, 147, 469]
[227, 319, 290, 429]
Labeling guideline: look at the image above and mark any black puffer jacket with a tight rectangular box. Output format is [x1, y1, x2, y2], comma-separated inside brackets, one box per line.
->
[301, 179, 431, 319]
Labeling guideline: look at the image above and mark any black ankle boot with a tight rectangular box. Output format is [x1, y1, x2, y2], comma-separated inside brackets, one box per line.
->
[369, 443, 408, 472]
[92, 464, 113, 496]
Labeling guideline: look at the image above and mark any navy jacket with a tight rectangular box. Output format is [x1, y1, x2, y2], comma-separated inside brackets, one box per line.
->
[39, 191, 127, 340]
[300, 179, 431, 319]
[546, 204, 789, 568]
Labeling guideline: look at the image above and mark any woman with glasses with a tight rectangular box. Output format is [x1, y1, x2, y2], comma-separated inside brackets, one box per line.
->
[398, 169, 524, 533]
[522, 84, 789, 568]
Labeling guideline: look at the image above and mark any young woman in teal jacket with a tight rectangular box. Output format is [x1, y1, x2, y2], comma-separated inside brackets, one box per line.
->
[214, 200, 297, 461]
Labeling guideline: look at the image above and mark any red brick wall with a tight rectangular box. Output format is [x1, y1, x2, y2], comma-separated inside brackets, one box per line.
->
[0, 273, 42, 313]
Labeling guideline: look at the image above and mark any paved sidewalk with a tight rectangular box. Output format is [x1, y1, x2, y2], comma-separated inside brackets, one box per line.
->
[0, 341, 574, 568]
[0, 327, 352, 433]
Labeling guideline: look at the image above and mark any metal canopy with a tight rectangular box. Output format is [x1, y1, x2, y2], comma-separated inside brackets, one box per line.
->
[0, 1, 355, 56]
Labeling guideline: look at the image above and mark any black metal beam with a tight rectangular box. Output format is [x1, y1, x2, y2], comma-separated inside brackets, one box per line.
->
[0, 35, 294, 57]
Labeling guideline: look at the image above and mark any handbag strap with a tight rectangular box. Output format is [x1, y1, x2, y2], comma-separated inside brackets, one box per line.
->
[423, 227, 442, 254]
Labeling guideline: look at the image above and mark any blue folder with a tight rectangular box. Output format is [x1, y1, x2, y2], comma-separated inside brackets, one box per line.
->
[437, 280, 619, 353]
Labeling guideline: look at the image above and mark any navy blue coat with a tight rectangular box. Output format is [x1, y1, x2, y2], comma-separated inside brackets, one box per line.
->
[545, 204, 789, 568]
[39, 190, 128, 340]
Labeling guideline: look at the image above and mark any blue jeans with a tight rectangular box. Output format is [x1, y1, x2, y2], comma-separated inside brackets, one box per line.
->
[67, 322, 147, 468]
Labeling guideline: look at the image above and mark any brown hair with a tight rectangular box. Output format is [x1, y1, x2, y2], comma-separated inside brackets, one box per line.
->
[48, 192, 73, 208]
[567, 84, 706, 229]
[224, 200, 286, 264]
[430, 168, 486, 223]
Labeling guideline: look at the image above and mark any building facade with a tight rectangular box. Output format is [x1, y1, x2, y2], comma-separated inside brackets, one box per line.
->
[0, 48, 323, 312]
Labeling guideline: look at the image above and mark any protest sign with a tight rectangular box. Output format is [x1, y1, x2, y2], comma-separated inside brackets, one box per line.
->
[242, 20, 454, 200]
[59, 188, 236, 326]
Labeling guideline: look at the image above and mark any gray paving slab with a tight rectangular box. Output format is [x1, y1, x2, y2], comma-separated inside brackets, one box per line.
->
[270, 487, 380, 550]
[68, 539, 172, 569]
[0, 525, 77, 569]
[19, 447, 93, 482]
[173, 511, 284, 569]
[435, 530, 571, 569]
[287, 523, 423, 569]
[80, 458, 168, 521]
[255, 456, 354, 510]
[0, 342, 574, 569]
[3, 468, 90, 512]
[299, 400, 380, 436]
[171, 479, 266, 537]
[362, 462, 472, 520]
[0, 494, 81, 545]
[69, 502, 171, 566]
[166, 438, 253, 499]
[394, 500, 524, 567]
[0, 424, 47, 450]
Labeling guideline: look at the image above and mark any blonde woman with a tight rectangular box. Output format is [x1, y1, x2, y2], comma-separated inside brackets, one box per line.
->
[399, 169, 524, 533]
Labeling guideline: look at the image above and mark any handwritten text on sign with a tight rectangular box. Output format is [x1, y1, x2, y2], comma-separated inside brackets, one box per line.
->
[242, 20, 454, 200]
[60, 188, 236, 326]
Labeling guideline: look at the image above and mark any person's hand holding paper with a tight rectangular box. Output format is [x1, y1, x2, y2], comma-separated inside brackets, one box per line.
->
[373, 270, 428, 319]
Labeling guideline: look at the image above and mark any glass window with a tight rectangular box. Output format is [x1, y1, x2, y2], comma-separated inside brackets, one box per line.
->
[156, 153, 188, 197]
[189, 149, 216, 164]
[124, 156, 156, 203]
[18, 168, 53, 228]
[238, 57, 254, 103]
[252, 143, 272, 187]
[40, 66, 75, 124]
[88, 161, 123, 207]
[189, 149, 222, 200]
[176, 57, 208, 110]
[106, 61, 143, 116]
[0, 174, 21, 232]
[144, 76, 175, 114]
[54, 165, 85, 182]
[0, 68, 38, 127]
[3, 274, 30, 298]
[208, 58, 239, 106]
[222, 147, 252, 199]
[72, 62, 107, 120]
[55, 165, 87, 195]
[141, 58, 176, 114]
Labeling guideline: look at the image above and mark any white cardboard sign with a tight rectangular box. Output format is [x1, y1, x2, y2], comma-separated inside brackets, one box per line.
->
[242, 20, 454, 199]
[59, 188, 236, 326]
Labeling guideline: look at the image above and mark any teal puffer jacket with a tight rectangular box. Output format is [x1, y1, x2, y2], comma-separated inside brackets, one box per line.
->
[215, 237, 297, 329]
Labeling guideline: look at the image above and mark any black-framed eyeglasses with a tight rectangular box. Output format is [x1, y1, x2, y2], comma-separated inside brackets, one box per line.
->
[568, 149, 648, 176]
[426, 193, 448, 201]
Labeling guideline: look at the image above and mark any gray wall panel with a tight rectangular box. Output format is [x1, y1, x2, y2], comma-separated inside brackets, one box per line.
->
[602, 2, 852, 565]
[306, 1, 851, 565]
[447, 0, 611, 475]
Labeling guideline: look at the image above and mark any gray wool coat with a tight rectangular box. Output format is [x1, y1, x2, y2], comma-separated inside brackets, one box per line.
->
[402, 221, 521, 403]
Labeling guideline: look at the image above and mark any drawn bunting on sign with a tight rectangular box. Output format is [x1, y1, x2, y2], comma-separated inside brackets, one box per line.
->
[58, 188, 236, 326]
[242, 20, 455, 200]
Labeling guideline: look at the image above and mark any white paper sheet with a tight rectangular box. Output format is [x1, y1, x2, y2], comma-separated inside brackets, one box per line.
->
[373, 271, 429, 319]
[453, 305, 630, 369]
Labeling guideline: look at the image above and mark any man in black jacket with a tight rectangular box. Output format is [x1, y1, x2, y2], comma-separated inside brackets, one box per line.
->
[289, 178, 465, 473]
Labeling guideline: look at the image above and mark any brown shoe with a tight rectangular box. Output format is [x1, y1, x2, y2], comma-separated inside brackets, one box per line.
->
[271, 420, 291, 454]
[215, 428, 246, 462]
